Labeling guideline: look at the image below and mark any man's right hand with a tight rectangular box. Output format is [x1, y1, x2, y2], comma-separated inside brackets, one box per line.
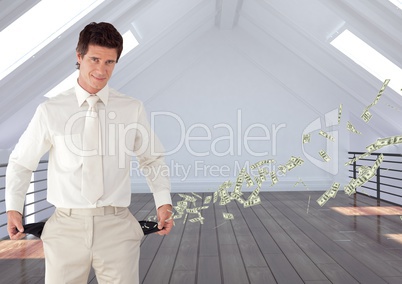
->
[7, 211, 26, 240]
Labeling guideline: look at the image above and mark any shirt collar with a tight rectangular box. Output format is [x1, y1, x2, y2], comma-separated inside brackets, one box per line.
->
[75, 80, 109, 107]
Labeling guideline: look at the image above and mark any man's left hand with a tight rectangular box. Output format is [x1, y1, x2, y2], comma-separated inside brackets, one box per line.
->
[156, 204, 173, 235]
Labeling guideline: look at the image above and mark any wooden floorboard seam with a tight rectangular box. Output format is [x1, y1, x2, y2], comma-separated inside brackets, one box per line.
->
[211, 193, 225, 284]
[225, 201, 253, 284]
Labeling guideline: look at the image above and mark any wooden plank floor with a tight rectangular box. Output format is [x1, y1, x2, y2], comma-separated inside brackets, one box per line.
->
[1, 191, 402, 284]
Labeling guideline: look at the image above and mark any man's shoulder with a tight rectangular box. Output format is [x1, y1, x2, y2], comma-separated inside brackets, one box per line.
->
[109, 88, 143, 107]
[41, 87, 76, 106]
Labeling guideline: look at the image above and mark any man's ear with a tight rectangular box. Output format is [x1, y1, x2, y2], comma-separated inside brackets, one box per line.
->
[76, 52, 82, 64]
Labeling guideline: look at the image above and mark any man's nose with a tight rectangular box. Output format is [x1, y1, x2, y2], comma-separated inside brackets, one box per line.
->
[96, 63, 107, 74]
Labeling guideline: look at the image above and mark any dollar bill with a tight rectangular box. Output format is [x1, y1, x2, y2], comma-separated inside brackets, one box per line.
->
[367, 79, 390, 108]
[374, 136, 402, 150]
[213, 191, 218, 203]
[233, 168, 245, 194]
[147, 215, 157, 221]
[270, 171, 278, 185]
[186, 208, 199, 214]
[258, 168, 268, 182]
[183, 213, 188, 224]
[234, 196, 245, 204]
[290, 156, 304, 166]
[344, 178, 358, 195]
[366, 142, 379, 152]
[249, 186, 260, 200]
[319, 150, 331, 162]
[343, 184, 354, 196]
[173, 214, 183, 220]
[219, 195, 231, 206]
[286, 161, 297, 171]
[303, 134, 311, 144]
[358, 136, 402, 164]
[338, 104, 342, 124]
[204, 195, 212, 204]
[390, 135, 402, 145]
[244, 171, 254, 187]
[195, 206, 209, 210]
[344, 179, 357, 193]
[358, 165, 370, 176]
[244, 196, 261, 208]
[230, 191, 243, 201]
[347, 121, 362, 134]
[254, 176, 262, 187]
[179, 194, 197, 204]
[278, 165, 287, 174]
[345, 151, 371, 166]
[319, 130, 335, 142]
[192, 192, 202, 199]
[189, 216, 205, 224]
[223, 212, 234, 220]
[250, 159, 275, 169]
[220, 180, 232, 189]
[316, 192, 330, 207]
[361, 108, 372, 123]
[219, 192, 231, 206]
[376, 137, 393, 148]
[328, 182, 340, 198]
[176, 201, 188, 213]
[372, 154, 384, 170]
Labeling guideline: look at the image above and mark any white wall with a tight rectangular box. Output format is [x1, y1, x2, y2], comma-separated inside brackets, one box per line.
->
[120, 28, 352, 193]
[1, 26, 400, 198]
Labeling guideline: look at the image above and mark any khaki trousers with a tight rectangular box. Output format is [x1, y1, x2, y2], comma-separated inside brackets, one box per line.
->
[41, 206, 144, 284]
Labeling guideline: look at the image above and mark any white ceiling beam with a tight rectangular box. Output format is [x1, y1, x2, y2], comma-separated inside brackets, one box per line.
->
[0, 0, 40, 32]
[216, 0, 242, 29]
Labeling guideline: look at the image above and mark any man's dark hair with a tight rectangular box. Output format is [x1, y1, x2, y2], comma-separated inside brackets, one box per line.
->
[76, 22, 123, 69]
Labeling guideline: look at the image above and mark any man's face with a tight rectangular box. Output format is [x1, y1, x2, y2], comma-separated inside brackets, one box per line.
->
[76, 44, 118, 94]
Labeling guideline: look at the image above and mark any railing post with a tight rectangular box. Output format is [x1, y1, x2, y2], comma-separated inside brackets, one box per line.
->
[352, 154, 357, 179]
[376, 167, 380, 200]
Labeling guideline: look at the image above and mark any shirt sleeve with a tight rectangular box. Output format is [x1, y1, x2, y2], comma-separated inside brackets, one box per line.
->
[134, 102, 172, 209]
[6, 104, 52, 214]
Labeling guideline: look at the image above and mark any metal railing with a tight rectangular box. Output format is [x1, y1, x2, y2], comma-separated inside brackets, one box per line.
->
[0, 160, 53, 239]
[348, 152, 402, 205]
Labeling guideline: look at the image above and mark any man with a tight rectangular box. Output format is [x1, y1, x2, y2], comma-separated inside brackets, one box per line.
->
[6, 22, 173, 283]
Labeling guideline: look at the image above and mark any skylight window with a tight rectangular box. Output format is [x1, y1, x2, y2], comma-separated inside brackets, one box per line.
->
[331, 29, 402, 97]
[45, 30, 139, 98]
[0, 0, 104, 81]
[388, 0, 402, 9]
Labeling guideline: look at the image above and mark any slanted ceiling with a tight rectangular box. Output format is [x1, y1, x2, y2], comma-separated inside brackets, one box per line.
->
[1, 0, 402, 151]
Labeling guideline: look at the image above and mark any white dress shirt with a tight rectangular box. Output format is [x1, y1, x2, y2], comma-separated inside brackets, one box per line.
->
[6, 82, 172, 213]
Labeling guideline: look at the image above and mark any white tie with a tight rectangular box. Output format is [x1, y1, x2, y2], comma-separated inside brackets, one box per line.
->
[81, 95, 104, 204]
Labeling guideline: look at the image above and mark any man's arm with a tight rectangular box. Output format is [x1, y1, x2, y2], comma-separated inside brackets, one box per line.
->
[6, 105, 51, 239]
[134, 102, 173, 226]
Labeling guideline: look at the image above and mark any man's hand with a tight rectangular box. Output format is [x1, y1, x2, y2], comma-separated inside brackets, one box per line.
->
[156, 204, 173, 236]
[7, 210, 26, 240]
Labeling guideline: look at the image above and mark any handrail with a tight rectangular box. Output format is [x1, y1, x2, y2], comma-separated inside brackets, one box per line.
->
[348, 151, 402, 205]
[0, 160, 53, 238]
